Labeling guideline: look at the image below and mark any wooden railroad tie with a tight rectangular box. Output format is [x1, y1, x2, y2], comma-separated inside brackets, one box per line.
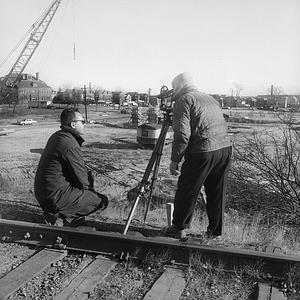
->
[0, 248, 67, 300]
[143, 266, 186, 300]
[54, 255, 116, 300]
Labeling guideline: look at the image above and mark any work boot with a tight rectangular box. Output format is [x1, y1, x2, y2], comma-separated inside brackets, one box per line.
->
[43, 212, 63, 227]
[206, 228, 221, 238]
[205, 230, 223, 242]
[63, 216, 86, 227]
[97, 193, 109, 211]
[164, 225, 187, 240]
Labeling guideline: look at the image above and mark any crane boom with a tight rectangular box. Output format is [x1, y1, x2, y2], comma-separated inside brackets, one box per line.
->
[5, 0, 62, 87]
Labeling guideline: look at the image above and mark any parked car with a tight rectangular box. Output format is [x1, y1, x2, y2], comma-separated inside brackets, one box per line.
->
[0, 128, 15, 136]
[18, 119, 37, 126]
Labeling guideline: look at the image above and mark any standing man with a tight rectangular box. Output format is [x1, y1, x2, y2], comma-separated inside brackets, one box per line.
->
[166, 72, 232, 239]
[34, 108, 108, 226]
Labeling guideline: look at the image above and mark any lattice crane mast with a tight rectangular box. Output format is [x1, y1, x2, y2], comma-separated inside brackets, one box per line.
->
[5, 0, 62, 88]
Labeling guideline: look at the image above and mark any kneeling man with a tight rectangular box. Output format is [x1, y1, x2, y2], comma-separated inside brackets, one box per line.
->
[34, 108, 108, 226]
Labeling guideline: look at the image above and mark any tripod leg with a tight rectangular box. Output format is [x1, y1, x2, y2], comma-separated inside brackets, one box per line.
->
[122, 122, 169, 235]
[122, 141, 160, 235]
[143, 123, 169, 223]
[123, 186, 145, 235]
[143, 143, 163, 223]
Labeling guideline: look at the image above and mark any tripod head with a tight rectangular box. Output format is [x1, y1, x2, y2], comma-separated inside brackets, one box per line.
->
[157, 85, 174, 124]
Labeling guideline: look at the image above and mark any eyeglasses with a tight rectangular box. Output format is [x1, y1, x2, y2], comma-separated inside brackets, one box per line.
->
[72, 119, 86, 124]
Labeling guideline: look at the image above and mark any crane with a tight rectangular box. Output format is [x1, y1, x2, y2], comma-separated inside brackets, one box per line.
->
[1, 0, 62, 101]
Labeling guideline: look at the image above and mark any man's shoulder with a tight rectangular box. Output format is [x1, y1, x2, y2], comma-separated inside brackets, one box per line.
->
[50, 130, 78, 147]
[179, 90, 207, 106]
[50, 130, 71, 140]
[176, 88, 218, 109]
[193, 91, 221, 106]
[181, 88, 207, 101]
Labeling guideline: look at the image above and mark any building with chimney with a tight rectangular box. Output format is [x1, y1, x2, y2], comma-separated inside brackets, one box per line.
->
[17, 72, 53, 106]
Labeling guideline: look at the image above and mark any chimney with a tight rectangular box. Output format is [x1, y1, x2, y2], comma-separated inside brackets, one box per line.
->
[270, 85, 273, 96]
[36, 72, 39, 81]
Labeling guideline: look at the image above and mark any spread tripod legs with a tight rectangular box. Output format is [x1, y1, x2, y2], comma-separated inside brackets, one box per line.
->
[122, 122, 170, 235]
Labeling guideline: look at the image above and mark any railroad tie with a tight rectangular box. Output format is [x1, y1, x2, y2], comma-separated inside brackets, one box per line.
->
[254, 245, 287, 300]
[0, 248, 67, 300]
[54, 255, 117, 300]
[256, 283, 287, 300]
[142, 266, 186, 300]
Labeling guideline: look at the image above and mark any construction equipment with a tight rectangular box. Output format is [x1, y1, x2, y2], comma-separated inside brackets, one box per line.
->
[137, 123, 163, 147]
[1, 0, 62, 101]
[123, 86, 174, 235]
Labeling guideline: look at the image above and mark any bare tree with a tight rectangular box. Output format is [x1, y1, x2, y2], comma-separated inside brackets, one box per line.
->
[93, 85, 104, 111]
[231, 113, 300, 224]
[268, 85, 284, 96]
[268, 85, 284, 109]
[59, 82, 73, 91]
[233, 83, 243, 98]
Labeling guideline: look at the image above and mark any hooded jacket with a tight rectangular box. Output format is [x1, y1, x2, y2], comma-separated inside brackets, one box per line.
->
[34, 125, 90, 212]
[171, 85, 231, 163]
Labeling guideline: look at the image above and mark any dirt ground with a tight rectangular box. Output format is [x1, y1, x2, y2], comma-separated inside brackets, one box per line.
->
[0, 106, 178, 295]
[1, 108, 299, 299]
[0, 106, 177, 226]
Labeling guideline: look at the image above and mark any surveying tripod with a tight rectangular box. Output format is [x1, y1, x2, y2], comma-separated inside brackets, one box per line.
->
[123, 86, 174, 235]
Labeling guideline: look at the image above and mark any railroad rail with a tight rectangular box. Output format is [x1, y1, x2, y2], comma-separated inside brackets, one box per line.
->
[0, 218, 299, 278]
[1, 218, 299, 299]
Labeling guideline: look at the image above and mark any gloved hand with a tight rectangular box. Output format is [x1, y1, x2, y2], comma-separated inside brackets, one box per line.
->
[170, 161, 180, 176]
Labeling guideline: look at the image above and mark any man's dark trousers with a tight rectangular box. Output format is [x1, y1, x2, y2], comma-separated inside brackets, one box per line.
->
[172, 146, 232, 236]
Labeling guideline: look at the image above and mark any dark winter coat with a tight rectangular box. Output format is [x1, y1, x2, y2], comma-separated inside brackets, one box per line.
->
[34, 125, 91, 213]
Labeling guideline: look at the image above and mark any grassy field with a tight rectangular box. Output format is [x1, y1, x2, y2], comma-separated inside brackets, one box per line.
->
[0, 104, 299, 256]
[0, 104, 300, 295]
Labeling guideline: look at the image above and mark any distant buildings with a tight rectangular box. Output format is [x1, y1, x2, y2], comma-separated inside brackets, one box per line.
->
[110, 92, 150, 106]
[1, 72, 299, 112]
[0, 72, 54, 105]
[255, 95, 300, 110]
[17, 73, 53, 105]
[210, 94, 300, 111]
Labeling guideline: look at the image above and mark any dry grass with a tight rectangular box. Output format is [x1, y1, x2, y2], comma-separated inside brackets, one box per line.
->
[100, 186, 300, 255]
[1, 106, 300, 296]
[181, 252, 259, 299]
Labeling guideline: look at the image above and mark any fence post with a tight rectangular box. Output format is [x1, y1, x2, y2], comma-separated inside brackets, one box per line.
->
[166, 203, 174, 227]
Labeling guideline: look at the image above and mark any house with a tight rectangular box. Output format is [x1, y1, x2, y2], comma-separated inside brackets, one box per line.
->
[17, 73, 53, 105]
[112, 91, 126, 105]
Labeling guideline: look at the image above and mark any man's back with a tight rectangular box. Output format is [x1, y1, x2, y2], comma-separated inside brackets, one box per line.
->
[34, 129, 84, 206]
[190, 90, 230, 152]
[34, 108, 108, 223]
[172, 87, 231, 155]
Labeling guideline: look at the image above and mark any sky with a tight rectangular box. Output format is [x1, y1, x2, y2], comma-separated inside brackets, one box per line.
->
[0, 0, 300, 96]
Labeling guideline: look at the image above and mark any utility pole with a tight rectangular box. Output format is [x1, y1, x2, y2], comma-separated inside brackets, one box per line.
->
[270, 84, 274, 97]
[270, 84, 277, 110]
[83, 85, 88, 121]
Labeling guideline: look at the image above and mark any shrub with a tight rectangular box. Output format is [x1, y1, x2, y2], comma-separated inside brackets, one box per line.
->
[230, 113, 300, 225]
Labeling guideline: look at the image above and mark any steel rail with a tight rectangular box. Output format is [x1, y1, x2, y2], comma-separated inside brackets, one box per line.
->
[0, 218, 299, 277]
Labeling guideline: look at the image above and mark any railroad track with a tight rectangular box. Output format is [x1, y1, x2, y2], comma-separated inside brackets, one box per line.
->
[0, 218, 299, 299]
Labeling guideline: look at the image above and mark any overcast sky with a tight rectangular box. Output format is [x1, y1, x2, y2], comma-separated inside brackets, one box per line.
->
[0, 0, 299, 96]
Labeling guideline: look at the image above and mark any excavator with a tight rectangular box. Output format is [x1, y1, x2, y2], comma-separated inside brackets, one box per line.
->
[0, 0, 62, 105]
